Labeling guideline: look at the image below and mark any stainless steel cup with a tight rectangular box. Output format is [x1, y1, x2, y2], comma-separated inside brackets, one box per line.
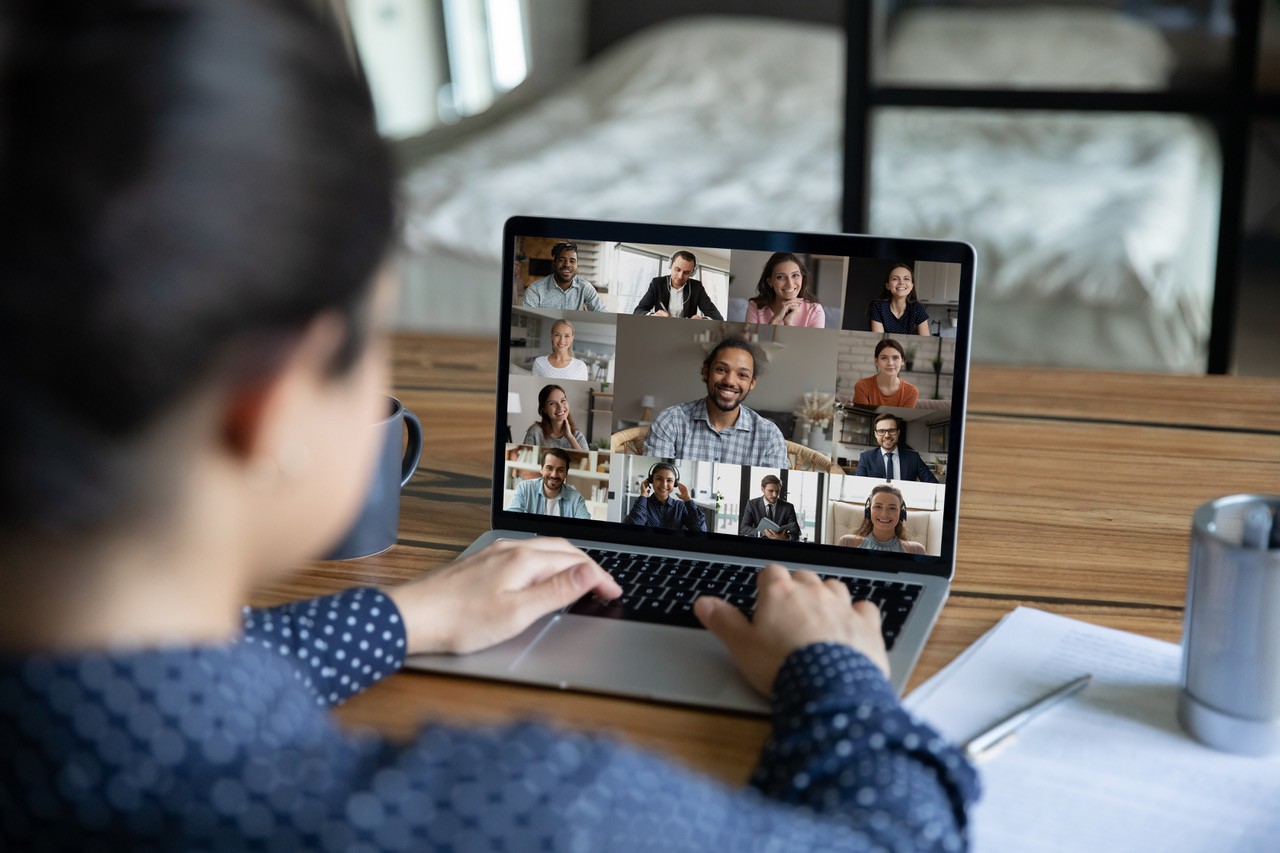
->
[1178, 494, 1280, 755]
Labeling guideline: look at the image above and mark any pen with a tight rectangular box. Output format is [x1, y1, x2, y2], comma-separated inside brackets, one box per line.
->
[962, 673, 1092, 762]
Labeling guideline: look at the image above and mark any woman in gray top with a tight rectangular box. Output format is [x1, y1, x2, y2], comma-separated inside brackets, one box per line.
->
[837, 484, 926, 554]
[523, 384, 587, 449]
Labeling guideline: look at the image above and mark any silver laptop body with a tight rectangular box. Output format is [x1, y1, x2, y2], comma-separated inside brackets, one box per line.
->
[406, 217, 976, 713]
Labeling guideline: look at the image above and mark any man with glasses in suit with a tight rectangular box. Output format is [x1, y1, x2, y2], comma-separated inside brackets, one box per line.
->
[854, 413, 938, 483]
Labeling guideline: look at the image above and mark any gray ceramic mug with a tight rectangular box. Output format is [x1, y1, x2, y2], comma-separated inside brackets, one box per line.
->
[325, 396, 423, 560]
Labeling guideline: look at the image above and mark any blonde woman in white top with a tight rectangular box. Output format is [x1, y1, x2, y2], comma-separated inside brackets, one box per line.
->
[531, 319, 589, 380]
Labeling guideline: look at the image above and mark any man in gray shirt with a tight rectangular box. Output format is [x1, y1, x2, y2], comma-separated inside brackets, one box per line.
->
[645, 335, 788, 467]
[521, 242, 605, 311]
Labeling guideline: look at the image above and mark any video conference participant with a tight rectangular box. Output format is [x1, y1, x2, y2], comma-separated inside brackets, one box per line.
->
[0, 2, 976, 849]
[523, 384, 587, 449]
[507, 448, 591, 518]
[868, 263, 930, 336]
[853, 338, 919, 408]
[838, 485, 926, 554]
[632, 250, 723, 320]
[531, 318, 589, 380]
[645, 335, 788, 467]
[740, 475, 801, 540]
[521, 242, 605, 311]
[623, 462, 706, 532]
[745, 252, 825, 328]
[854, 413, 938, 483]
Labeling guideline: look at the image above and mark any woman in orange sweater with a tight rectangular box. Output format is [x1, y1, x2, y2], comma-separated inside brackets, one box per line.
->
[853, 338, 919, 408]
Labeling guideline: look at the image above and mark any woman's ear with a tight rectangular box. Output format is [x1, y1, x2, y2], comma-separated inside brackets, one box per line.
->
[219, 312, 349, 462]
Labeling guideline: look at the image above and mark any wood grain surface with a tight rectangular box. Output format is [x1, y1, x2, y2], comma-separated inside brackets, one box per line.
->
[248, 333, 1280, 785]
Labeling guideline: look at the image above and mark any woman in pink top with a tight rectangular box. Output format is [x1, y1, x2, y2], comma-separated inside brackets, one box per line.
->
[745, 252, 826, 328]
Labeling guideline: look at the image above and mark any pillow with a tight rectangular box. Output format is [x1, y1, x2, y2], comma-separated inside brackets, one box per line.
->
[880, 7, 1175, 90]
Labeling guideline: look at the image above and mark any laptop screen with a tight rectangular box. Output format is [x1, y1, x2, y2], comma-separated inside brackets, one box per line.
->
[493, 217, 975, 580]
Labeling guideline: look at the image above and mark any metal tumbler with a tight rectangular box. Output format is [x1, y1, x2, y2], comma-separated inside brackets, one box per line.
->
[1178, 494, 1280, 755]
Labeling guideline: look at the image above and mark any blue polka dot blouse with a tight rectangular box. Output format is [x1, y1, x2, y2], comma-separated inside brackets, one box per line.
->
[0, 588, 979, 850]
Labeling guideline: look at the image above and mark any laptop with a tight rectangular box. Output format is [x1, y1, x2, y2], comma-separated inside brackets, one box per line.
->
[406, 216, 976, 713]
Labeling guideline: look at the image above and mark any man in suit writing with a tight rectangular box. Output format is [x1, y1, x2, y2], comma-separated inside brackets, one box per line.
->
[855, 413, 939, 483]
[632, 250, 723, 320]
[740, 474, 801, 540]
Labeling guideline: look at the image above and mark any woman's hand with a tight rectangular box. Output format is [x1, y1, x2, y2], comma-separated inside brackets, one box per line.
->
[386, 538, 622, 655]
[676, 483, 692, 501]
[773, 299, 804, 326]
[695, 565, 889, 695]
[639, 478, 653, 497]
[562, 411, 585, 449]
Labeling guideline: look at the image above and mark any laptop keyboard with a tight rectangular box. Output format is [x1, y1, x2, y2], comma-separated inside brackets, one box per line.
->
[568, 548, 921, 651]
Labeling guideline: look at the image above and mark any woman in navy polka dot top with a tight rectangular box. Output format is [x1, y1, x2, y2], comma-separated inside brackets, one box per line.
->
[868, 264, 932, 336]
[0, 2, 978, 850]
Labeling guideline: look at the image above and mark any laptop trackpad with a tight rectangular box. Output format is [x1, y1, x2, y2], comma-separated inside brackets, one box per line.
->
[512, 614, 768, 713]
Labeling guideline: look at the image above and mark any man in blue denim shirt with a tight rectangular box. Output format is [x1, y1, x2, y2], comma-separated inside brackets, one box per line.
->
[508, 447, 592, 518]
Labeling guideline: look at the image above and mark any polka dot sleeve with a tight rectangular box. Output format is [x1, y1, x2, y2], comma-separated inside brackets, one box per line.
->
[241, 588, 406, 707]
[751, 643, 979, 849]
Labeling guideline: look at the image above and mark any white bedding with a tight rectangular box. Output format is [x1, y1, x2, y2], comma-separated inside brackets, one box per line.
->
[400, 13, 1219, 372]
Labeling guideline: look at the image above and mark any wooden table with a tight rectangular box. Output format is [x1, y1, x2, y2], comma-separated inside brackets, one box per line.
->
[249, 333, 1280, 784]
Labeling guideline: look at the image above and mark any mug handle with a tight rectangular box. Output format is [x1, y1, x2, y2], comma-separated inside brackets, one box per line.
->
[400, 409, 424, 487]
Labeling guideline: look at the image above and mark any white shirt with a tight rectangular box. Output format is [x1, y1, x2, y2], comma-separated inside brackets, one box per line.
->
[544, 494, 562, 516]
[531, 355, 589, 380]
[667, 279, 685, 318]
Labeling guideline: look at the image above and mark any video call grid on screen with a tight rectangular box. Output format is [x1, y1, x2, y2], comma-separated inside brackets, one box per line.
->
[494, 219, 974, 579]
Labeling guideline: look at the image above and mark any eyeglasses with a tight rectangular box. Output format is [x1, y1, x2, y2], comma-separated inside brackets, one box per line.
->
[874, 428, 900, 436]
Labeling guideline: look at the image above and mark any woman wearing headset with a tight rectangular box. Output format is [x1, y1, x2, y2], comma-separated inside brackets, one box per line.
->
[838, 484, 926, 554]
[623, 461, 706, 532]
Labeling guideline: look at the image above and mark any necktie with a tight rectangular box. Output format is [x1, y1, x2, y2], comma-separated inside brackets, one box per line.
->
[885, 452, 895, 481]
[766, 502, 774, 521]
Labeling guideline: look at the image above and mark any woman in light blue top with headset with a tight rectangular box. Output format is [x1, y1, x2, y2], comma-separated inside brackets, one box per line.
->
[838, 484, 926, 554]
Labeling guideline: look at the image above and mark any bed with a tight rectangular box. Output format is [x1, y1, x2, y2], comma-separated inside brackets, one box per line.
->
[398, 8, 1220, 373]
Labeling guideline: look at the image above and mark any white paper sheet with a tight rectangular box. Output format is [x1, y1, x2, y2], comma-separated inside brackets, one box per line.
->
[905, 607, 1280, 852]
